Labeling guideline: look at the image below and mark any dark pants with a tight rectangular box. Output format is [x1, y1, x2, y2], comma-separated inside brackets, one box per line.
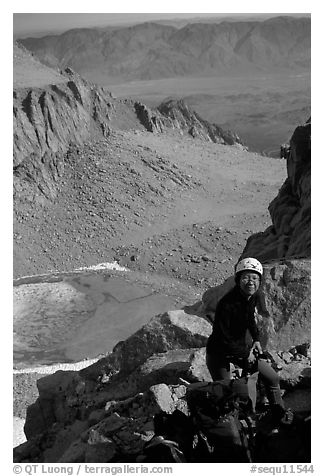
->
[206, 352, 284, 409]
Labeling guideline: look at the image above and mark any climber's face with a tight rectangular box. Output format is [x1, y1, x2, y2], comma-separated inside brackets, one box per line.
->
[239, 271, 260, 297]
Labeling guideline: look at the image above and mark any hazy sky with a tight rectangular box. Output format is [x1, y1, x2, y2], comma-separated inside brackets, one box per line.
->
[12, 11, 309, 38]
[13, 13, 237, 36]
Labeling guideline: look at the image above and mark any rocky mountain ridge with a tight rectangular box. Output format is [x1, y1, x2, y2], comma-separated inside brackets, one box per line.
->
[14, 56, 243, 212]
[18, 16, 310, 82]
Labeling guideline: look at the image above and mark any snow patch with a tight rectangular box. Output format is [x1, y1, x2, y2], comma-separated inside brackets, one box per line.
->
[75, 261, 129, 272]
[13, 357, 100, 375]
[14, 261, 129, 285]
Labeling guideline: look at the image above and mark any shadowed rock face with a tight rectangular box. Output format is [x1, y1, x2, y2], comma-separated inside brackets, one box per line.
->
[157, 99, 244, 146]
[13, 71, 110, 169]
[241, 119, 311, 261]
[13, 68, 141, 207]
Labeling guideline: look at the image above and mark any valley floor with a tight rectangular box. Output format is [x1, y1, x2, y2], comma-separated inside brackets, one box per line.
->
[14, 130, 287, 286]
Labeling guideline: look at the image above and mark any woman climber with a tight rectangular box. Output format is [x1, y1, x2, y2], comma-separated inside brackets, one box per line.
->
[206, 257, 292, 422]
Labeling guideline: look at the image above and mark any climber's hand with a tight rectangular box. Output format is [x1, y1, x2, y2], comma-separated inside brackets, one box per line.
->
[251, 341, 262, 356]
[248, 348, 256, 364]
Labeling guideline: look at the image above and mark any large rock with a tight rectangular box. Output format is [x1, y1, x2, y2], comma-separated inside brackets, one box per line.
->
[258, 259, 311, 350]
[80, 309, 211, 381]
[92, 347, 211, 402]
[242, 119, 311, 261]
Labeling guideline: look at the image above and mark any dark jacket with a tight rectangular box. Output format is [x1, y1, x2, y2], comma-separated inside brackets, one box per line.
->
[206, 285, 260, 359]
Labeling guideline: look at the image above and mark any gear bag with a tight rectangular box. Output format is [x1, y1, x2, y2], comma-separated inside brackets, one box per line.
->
[186, 372, 259, 416]
[186, 379, 256, 462]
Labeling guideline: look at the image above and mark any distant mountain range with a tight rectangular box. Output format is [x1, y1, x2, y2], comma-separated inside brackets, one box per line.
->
[19, 16, 310, 82]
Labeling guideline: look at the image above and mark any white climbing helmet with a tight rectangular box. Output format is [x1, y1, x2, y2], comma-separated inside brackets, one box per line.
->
[235, 257, 263, 277]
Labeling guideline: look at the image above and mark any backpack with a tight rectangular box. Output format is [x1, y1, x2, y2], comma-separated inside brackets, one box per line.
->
[186, 374, 259, 417]
[186, 379, 256, 462]
[203, 412, 253, 462]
